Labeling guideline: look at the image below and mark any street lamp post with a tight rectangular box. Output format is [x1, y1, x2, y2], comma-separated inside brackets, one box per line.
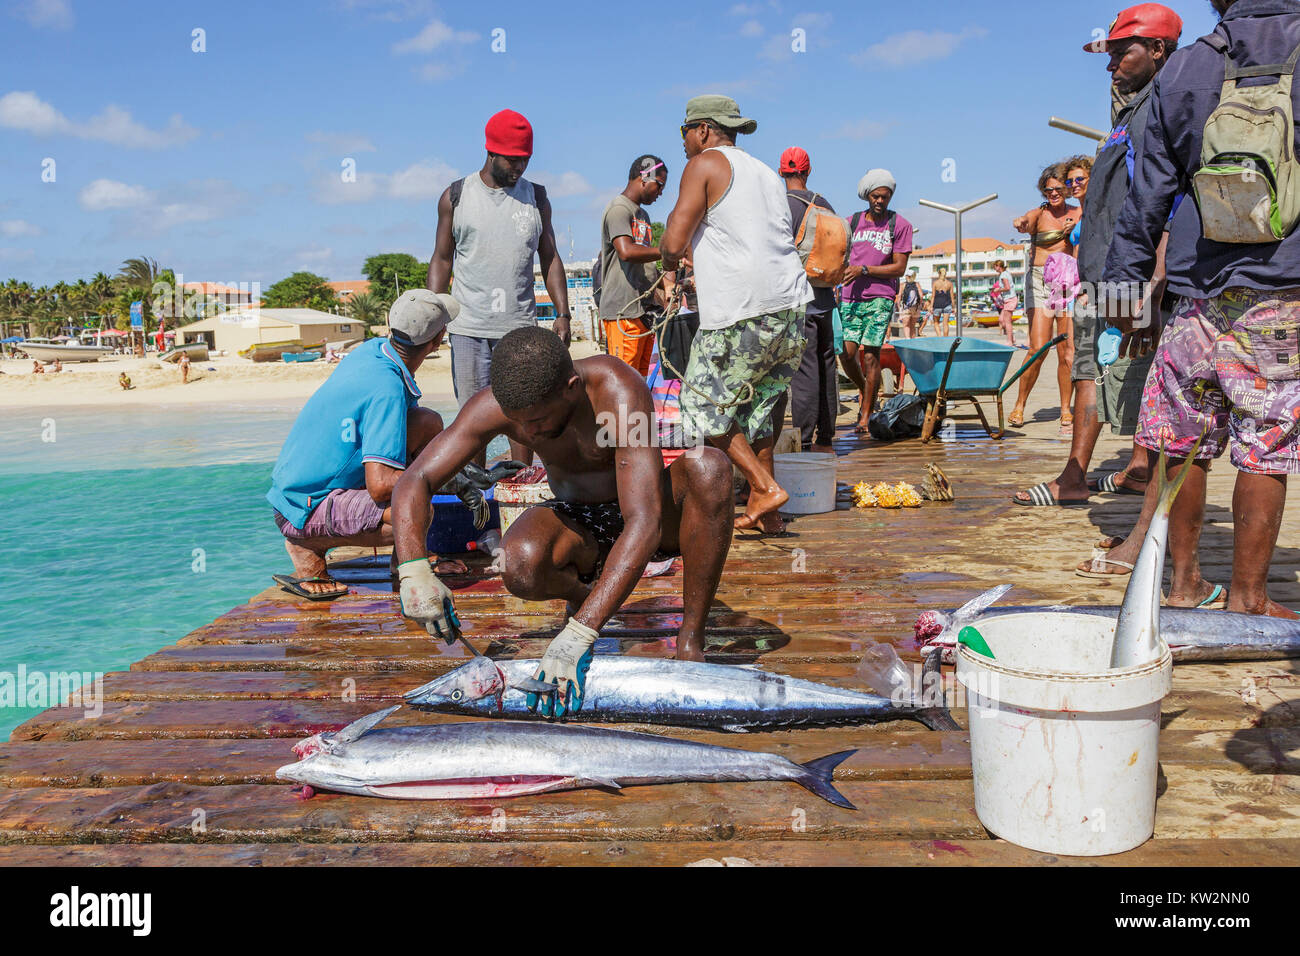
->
[917, 193, 997, 340]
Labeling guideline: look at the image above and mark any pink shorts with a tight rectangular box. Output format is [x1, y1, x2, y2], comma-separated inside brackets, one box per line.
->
[1136, 287, 1300, 475]
[274, 488, 386, 540]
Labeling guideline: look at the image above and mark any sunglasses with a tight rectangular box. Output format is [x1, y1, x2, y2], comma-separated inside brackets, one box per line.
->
[1044, 186, 1065, 194]
[1065, 177, 1088, 186]
[680, 122, 709, 140]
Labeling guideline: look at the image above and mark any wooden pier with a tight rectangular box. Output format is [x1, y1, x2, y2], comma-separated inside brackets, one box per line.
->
[1, 407, 1298, 866]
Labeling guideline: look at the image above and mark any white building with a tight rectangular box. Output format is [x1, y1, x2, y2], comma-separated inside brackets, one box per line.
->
[908, 238, 1028, 300]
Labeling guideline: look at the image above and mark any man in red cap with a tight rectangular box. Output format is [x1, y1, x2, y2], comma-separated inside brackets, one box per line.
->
[427, 108, 571, 464]
[1100, 0, 1300, 620]
[1014, 3, 1180, 515]
[773, 146, 838, 455]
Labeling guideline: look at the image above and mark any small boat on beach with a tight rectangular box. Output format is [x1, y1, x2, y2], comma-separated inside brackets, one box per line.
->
[283, 350, 322, 363]
[240, 339, 303, 362]
[158, 342, 210, 364]
[19, 337, 116, 363]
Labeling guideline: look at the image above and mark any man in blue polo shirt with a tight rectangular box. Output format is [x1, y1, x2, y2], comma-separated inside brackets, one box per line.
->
[267, 290, 458, 599]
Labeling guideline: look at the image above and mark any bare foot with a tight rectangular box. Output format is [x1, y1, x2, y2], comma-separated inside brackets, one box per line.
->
[676, 633, 706, 662]
[433, 558, 469, 575]
[1095, 535, 1125, 550]
[1228, 595, 1300, 619]
[734, 485, 788, 532]
[282, 539, 347, 596]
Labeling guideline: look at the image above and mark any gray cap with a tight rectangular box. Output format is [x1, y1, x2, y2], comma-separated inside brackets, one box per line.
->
[388, 289, 459, 346]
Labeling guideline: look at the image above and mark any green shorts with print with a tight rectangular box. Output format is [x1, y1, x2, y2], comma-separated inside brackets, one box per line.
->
[839, 298, 894, 348]
[680, 308, 806, 443]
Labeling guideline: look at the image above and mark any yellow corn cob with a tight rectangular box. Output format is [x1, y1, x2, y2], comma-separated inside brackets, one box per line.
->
[851, 480, 877, 508]
[895, 481, 923, 508]
[872, 482, 901, 508]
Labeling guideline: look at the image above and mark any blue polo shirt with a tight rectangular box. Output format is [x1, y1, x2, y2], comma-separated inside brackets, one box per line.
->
[267, 338, 421, 529]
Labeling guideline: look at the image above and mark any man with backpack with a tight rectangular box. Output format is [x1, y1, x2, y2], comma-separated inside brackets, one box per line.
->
[426, 109, 571, 464]
[840, 169, 913, 433]
[776, 146, 839, 454]
[1104, 0, 1300, 619]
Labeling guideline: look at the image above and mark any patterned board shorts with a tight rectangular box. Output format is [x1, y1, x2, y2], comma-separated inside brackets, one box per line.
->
[1136, 287, 1300, 475]
[839, 297, 894, 348]
[679, 308, 806, 443]
[537, 499, 680, 583]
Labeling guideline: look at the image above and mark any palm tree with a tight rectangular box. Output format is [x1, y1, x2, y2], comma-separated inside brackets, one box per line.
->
[117, 257, 162, 288]
[346, 292, 386, 327]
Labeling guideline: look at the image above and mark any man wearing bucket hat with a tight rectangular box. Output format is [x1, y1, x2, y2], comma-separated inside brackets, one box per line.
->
[427, 108, 571, 465]
[659, 94, 813, 534]
[840, 169, 913, 433]
[267, 291, 488, 600]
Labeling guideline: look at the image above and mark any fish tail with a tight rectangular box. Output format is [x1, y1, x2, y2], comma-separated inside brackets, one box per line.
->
[916, 650, 960, 731]
[795, 750, 857, 810]
[1154, 430, 1207, 519]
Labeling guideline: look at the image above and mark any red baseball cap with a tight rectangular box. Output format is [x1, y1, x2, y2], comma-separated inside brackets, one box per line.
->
[1084, 3, 1182, 52]
[484, 109, 533, 157]
[779, 147, 811, 175]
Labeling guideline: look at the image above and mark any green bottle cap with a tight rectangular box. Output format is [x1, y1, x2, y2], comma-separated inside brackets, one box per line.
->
[958, 626, 995, 659]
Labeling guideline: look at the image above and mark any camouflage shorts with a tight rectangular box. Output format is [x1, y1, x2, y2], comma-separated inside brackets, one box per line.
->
[680, 308, 806, 443]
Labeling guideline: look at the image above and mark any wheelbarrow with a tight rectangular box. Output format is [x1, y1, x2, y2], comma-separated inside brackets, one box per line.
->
[891, 333, 1067, 442]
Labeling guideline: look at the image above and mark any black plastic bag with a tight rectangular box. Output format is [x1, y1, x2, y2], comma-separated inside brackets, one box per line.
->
[868, 394, 928, 440]
[656, 310, 699, 381]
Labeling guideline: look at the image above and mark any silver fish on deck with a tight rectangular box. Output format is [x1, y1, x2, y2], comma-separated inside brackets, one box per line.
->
[276, 705, 859, 807]
[402, 653, 958, 732]
[916, 596, 1300, 665]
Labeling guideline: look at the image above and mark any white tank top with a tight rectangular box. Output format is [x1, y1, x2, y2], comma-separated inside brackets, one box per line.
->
[689, 146, 812, 330]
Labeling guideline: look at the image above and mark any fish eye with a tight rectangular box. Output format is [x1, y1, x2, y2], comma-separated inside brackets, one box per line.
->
[451, 689, 463, 701]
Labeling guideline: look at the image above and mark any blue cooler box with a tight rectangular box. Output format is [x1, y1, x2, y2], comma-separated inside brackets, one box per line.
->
[426, 486, 500, 554]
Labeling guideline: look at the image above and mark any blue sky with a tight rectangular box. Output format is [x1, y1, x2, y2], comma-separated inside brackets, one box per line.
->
[0, 0, 1220, 289]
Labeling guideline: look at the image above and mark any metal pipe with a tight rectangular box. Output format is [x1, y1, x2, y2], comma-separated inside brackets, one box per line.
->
[918, 194, 998, 340]
[1049, 116, 1106, 142]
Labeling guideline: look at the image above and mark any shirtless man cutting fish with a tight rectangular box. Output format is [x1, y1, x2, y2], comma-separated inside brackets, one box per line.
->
[391, 326, 734, 716]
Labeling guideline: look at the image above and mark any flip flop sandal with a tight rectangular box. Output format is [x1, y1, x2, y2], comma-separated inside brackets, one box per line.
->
[1007, 412, 1026, 428]
[1075, 558, 1135, 579]
[1197, 584, 1228, 610]
[1088, 472, 1147, 496]
[1013, 481, 1090, 507]
[271, 574, 349, 601]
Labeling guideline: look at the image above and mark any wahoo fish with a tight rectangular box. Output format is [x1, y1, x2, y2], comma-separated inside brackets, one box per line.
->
[276, 706, 859, 807]
[402, 653, 958, 731]
[1111, 440, 1202, 667]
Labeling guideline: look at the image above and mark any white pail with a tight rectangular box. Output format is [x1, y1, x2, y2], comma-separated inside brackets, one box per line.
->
[954, 611, 1172, 856]
[772, 452, 836, 515]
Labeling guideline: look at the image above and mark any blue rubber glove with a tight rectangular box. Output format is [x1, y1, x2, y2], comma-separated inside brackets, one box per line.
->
[526, 619, 598, 718]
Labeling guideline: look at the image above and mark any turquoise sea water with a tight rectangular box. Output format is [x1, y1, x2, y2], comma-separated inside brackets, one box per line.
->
[0, 404, 305, 738]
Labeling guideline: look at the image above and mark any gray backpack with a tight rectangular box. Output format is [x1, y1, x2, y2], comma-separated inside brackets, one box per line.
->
[1192, 31, 1300, 243]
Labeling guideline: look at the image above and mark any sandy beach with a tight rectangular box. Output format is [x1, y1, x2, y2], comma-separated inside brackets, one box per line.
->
[0, 339, 606, 409]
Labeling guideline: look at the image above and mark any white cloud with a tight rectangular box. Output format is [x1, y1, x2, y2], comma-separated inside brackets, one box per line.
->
[79, 179, 152, 211]
[729, 3, 762, 14]
[392, 18, 478, 54]
[0, 91, 198, 149]
[0, 219, 42, 237]
[852, 26, 988, 68]
[315, 159, 458, 204]
[740, 19, 763, 37]
[533, 171, 593, 198]
[306, 130, 376, 153]
[16, 0, 74, 30]
[78, 178, 248, 236]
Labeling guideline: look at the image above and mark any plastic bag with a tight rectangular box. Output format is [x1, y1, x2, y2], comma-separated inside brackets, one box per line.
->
[856, 643, 915, 701]
[867, 394, 928, 440]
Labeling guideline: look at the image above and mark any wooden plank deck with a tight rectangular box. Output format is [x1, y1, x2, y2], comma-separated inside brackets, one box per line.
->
[2, 401, 1298, 866]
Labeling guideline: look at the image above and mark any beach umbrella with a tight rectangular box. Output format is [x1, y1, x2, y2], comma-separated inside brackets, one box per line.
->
[0, 336, 21, 343]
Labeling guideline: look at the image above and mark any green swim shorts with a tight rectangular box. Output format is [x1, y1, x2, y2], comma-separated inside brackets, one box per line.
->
[839, 297, 893, 348]
[679, 308, 806, 443]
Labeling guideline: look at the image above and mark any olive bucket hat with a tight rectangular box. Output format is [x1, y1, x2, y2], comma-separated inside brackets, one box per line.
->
[682, 94, 758, 134]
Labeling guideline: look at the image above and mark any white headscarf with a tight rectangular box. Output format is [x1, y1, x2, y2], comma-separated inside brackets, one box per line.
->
[857, 168, 897, 200]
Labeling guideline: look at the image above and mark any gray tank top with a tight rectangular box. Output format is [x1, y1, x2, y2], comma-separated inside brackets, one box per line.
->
[449, 174, 543, 338]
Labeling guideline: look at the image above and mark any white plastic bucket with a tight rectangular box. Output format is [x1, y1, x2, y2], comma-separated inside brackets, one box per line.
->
[954, 611, 1172, 856]
[772, 452, 836, 515]
[494, 482, 555, 535]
